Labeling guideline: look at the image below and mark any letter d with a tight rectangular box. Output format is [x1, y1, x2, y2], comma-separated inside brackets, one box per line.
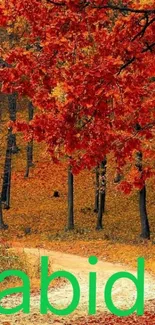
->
[104, 257, 145, 317]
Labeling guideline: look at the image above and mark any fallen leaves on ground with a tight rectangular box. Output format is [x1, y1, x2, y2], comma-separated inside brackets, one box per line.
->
[67, 312, 155, 325]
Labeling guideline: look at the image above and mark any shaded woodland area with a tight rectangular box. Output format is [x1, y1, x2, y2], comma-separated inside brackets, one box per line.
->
[0, 92, 154, 241]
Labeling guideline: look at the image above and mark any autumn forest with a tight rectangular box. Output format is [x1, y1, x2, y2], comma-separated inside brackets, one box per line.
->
[0, 0, 155, 324]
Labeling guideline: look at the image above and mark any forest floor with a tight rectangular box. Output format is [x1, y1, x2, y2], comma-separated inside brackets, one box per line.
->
[1, 150, 155, 275]
[0, 108, 155, 274]
[1, 107, 155, 323]
[1, 248, 155, 325]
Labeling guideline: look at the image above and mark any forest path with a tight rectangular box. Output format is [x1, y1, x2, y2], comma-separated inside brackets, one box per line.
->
[1, 248, 155, 324]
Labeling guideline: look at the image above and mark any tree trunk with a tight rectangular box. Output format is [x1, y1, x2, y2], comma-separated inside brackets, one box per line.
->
[139, 185, 150, 239]
[96, 158, 107, 230]
[8, 93, 19, 154]
[25, 102, 34, 178]
[94, 165, 99, 212]
[68, 167, 74, 230]
[0, 197, 8, 229]
[114, 172, 122, 184]
[1, 128, 13, 209]
[136, 152, 150, 239]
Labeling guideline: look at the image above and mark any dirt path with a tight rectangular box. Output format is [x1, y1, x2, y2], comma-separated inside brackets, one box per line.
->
[1, 248, 155, 324]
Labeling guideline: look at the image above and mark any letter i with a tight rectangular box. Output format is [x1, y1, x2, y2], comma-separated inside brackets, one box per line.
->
[88, 256, 98, 315]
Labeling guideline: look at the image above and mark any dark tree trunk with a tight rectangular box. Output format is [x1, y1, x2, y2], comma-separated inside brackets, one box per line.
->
[139, 186, 150, 239]
[68, 167, 74, 230]
[136, 152, 150, 239]
[96, 158, 107, 230]
[94, 165, 99, 212]
[0, 197, 8, 230]
[8, 93, 19, 154]
[25, 102, 34, 178]
[114, 172, 122, 184]
[28, 101, 34, 122]
[1, 128, 13, 209]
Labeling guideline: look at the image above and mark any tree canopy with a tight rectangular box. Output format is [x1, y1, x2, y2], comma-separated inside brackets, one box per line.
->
[0, 0, 155, 192]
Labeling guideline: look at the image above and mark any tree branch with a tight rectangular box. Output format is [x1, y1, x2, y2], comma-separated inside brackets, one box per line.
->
[118, 57, 135, 74]
[46, 0, 66, 5]
[132, 16, 155, 41]
[142, 42, 155, 53]
[92, 2, 155, 14]
[46, 0, 155, 14]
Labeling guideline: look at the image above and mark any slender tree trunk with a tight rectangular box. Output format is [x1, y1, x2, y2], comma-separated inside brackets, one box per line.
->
[114, 171, 122, 184]
[0, 197, 8, 229]
[136, 152, 150, 239]
[139, 186, 150, 239]
[96, 158, 107, 230]
[25, 142, 34, 177]
[68, 167, 74, 230]
[25, 102, 34, 178]
[1, 128, 13, 209]
[8, 93, 19, 154]
[94, 165, 99, 212]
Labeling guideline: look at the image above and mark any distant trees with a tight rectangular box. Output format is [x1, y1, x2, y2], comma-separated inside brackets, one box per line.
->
[96, 158, 107, 230]
[8, 93, 19, 154]
[0, 196, 8, 229]
[1, 128, 13, 210]
[25, 102, 34, 178]
[136, 152, 150, 239]
[68, 167, 74, 230]
[94, 166, 99, 213]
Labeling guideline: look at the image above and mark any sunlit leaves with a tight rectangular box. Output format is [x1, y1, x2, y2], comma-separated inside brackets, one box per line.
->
[0, 0, 155, 190]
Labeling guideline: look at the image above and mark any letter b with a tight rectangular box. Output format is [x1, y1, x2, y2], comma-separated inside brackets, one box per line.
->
[40, 256, 80, 316]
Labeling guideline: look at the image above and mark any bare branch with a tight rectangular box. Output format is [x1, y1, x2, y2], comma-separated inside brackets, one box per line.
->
[132, 16, 155, 41]
[142, 42, 155, 52]
[46, 0, 66, 5]
[92, 3, 155, 15]
[118, 57, 135, 74]
[46, 0, 155, 15]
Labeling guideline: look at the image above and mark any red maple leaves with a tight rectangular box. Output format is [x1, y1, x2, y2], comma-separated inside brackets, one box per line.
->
[0, 0, 155, 189]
